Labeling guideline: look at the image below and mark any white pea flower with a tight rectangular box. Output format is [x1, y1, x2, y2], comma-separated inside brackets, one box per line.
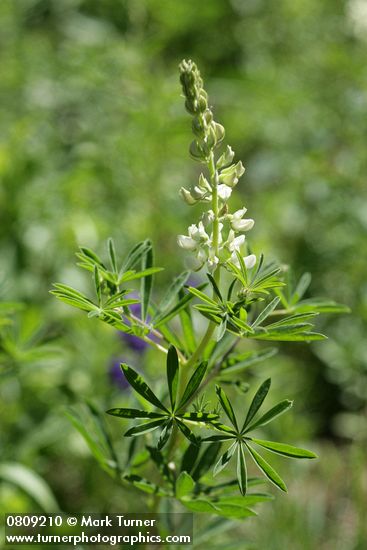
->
[177, 235, 197, 251]
[217, 184, 232, 201]
[230, 252, 257, 269]
[202, 209, 215, 226]
[226, 230, 246, 253]
[230, 208, 255, 232]
[207, 250, 219, 272]
[177, 222, 209, 251]
[186, 248, 208, 271]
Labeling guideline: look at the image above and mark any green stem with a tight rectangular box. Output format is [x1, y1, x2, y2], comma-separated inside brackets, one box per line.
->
[166, 152, 222, 460]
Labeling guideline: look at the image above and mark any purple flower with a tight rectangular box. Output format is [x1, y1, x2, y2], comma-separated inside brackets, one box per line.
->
[108, 358, 130, 391]
[120, 332, 149, 353]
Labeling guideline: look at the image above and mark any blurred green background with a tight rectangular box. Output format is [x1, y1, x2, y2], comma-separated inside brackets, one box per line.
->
[0, 0, 366, 548]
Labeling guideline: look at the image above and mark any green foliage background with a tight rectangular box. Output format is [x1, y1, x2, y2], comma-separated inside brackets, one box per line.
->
[0, 0, 366, 548]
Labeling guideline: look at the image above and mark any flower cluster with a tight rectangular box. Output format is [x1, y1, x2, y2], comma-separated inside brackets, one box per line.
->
[177, 60, 256, 272]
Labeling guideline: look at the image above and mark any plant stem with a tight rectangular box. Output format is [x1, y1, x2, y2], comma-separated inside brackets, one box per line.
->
[166, 152, 222, 460]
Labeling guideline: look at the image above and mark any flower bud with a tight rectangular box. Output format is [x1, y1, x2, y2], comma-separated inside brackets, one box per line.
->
[189, 140, 206, 162]
[213, 122, 225, 144]
[198, 91, 208, 112]
[198, 173, 211, 191]
[206, 125, 217, 150]
[192, 116, 205, 138]
[218, 161, 245, 188]
[179, 187, 197, 205]
[191, 186, 207, 200]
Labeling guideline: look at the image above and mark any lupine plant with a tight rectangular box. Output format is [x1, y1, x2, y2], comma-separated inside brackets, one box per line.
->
[51, 60, 349, 520]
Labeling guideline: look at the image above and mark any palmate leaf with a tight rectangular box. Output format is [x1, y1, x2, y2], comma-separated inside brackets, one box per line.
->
[242, 378, 271, 431]
[250, 438, 317, 459]
[246, 444, 287, 492]
[120, 364, 168, 412]
[108, 349, 217, 451]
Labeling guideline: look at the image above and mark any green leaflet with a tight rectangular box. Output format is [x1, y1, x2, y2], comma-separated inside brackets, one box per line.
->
[108, 237, 117, 273]
[213, 442, 237, 477]
[246, 444, 287, 492]
[167, 345, 179, 410]
[237, 444, 248, 496]
[242, 378, 271, 431]
[221, 347, 278, 374]
[252, 297, 280, 327]
[178, 361, 208, 409]
[250, 438, 317, 459]
[181, 443, 201, 475]
[120, 364, 167, 412]
[124, 419, 166, 437]
[122, 474, 171, 497]
[141, 239, 154, 321]
[154, 271, 190, 319]
[176, 471, 195, 499]
[215, 385, 238, 431]
[0, 463, 60, 513]
[106, 408, 164, 420]
[157, 421, 173, 450]
[192, 442, 221, 481]
[243, 400, 293, 433]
